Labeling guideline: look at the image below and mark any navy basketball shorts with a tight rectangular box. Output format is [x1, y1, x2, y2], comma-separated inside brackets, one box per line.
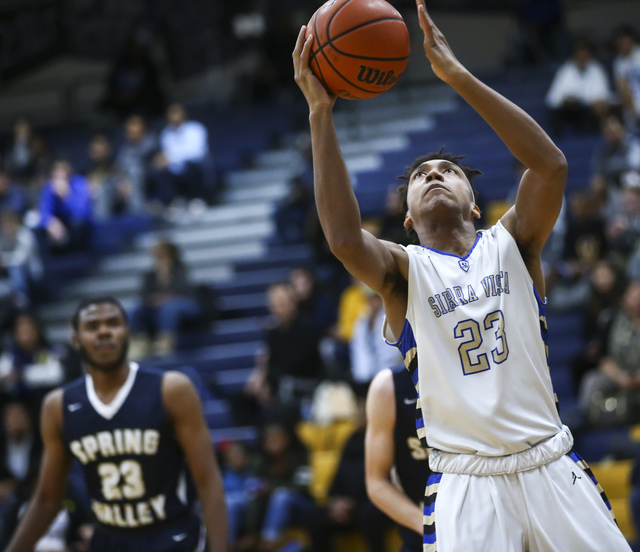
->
[89, 513, 206, 552]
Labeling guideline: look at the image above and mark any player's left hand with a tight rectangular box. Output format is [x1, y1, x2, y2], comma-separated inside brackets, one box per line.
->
[415, 0, 466, 83]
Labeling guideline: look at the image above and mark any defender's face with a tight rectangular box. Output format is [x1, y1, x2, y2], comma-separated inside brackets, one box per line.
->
[405, 160, 477, 229]
[74, 303, 130, 371]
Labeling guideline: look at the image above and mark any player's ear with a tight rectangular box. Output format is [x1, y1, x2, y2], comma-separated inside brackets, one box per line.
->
[404, 211, 414, 232]
[471, 203, 481, 220]
[71, 332, 80, 351]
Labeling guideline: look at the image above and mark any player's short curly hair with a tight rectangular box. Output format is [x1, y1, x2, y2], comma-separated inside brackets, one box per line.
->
[396, 148, 483, 243]
[72, 297, 128, 331]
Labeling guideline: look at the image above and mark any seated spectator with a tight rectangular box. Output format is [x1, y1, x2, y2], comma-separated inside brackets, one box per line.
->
[556, 191, 607, 283]
[273, 176, 313, 244]
[115, 114, 158, 213]
[129, 240, 200, 358]
[349, 288, 403, 392]
[0, 211, 42, 307]
[0, 312, 76, 412]
[378, 186, 414, 246]
[606, 171, 640, 257]
[239, 422, 318, 552]
[0, 171, 26, 215]
[100, 34, 165, 120]
[220, 441, 254, 549]
[85, 134, 125, 219]
[289, 266, 336, 337]
[324, 396, 391, 552]
[0, 401, 41, 509]
[546, 39, 612, 136]
[579, 280, 640, 423]
[336, 278, 369, 343]
[550, 260, 626, 392]
[4, 117, 34, 181]
[37, 160, 92, 254]
[613, 25, 640, 127]
[23, 134, 52, 198]
[149, 103, 210, 206]
[245, 282, 323, 416]
[591, 113, 640, 189]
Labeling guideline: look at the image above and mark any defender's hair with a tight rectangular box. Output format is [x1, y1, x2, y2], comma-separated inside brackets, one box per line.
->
[72, 297, 128, 331]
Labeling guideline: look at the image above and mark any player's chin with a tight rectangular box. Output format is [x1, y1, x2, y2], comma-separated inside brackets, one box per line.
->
[88, 344, 128, 370]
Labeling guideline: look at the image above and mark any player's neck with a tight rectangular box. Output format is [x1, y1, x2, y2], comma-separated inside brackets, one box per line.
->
[87, 362, 130, 403]
[417, 220, 477, 257]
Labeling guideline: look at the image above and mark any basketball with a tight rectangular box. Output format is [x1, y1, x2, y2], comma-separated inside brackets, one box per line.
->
[306, 0, 410, 101]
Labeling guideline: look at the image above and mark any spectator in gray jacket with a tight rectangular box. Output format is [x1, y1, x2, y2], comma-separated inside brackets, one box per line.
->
[0, 211, 42, 307]
[115, 115, 158, 213]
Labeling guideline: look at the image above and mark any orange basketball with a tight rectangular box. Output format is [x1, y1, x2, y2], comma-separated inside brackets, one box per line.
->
[306, 0, 410, 101]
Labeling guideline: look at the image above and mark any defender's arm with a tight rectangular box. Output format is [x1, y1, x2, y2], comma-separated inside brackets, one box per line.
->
[163, 372, 228, 552]
[365, 370, 423, 535]
[6, 390, 72, 552]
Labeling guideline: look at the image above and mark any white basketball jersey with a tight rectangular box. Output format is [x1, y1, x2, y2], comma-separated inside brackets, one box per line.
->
[385, 220, 562, 456]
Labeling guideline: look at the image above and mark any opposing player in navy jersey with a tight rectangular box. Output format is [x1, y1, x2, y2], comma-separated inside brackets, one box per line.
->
[6, 297, 227, 552]
[366, 366, 430, 552]
[293, 0, 630, 549]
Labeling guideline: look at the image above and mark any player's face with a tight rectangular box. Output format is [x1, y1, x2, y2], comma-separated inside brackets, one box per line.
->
[74, 303, 130, 372]
[405, 160, 478, 229]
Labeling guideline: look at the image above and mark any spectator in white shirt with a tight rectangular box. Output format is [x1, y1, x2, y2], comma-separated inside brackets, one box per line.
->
[149, 103, 210, 206]
[349, 288, 403, 390]
[546, 39, 612, 136]
[613, 26, 640, 127]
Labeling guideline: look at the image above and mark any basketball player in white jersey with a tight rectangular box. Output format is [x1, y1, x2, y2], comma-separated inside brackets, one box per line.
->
[293, 0, 631, 550]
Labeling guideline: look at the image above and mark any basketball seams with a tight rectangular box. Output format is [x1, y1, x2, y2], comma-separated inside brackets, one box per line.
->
[316, 18, 409, 61]
[327, 44, 409, 62]
[311, 10, 331, 90]
[328, 17, 409, 58]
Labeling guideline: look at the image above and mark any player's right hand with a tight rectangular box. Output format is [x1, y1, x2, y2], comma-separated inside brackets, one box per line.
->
[415, 0, 467, 84]
[293, 25, 337, 111]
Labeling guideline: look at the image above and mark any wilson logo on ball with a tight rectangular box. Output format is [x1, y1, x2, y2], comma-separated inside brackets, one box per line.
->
[356, 65, 399, 86]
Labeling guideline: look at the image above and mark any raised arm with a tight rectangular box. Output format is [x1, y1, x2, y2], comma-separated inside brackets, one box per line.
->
[365, 370, 423, 535]
[163, 372, 228, 552]
[293, 27, 408, 336]
[6, 390, 72, 552]
[415, 0, 567, 276]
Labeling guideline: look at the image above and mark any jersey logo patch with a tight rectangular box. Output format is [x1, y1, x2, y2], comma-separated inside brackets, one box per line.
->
[172, 533, 188, 542]
[458, 259, 470, 272]
[68, 403, 83, 412]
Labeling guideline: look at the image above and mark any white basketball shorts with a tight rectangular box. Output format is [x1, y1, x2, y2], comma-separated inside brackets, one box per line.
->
[422, 450, 631, 552]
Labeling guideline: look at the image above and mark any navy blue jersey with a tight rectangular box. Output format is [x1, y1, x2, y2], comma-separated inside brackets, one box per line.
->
[392, 366, 431, 551]
[62, 364, 195, 537]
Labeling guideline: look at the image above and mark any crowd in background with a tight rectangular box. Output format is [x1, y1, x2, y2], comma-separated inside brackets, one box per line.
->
[0, 8, 638, 552]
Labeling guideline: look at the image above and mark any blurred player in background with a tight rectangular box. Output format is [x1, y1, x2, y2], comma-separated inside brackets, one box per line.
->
[366, 366, 430, 552]
[6, 297, 227, 552]
[293, 0, 631, 549]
